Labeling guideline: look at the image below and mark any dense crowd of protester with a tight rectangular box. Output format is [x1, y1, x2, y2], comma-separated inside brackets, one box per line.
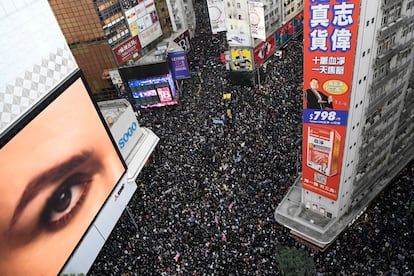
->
[89, 1, 414, 275]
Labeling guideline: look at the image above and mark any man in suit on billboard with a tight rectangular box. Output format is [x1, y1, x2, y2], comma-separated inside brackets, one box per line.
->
[305, 78, 333, 110]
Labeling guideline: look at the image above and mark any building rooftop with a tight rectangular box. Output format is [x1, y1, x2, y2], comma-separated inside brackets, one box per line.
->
[275, 172, 400, 250]
[97, 98, 130, 127]
[134, 40, 169, 66]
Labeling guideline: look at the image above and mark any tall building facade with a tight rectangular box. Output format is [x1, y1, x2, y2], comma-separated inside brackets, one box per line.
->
[49, 0, 195, 100]
[167, 0, 196, 36]
[206, 0, 303, 84]
[282, 0, 303, 23]
[276, 0, 414, 249]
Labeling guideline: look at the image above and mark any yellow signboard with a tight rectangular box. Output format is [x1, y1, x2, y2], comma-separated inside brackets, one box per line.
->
[230, 48, 253, 71]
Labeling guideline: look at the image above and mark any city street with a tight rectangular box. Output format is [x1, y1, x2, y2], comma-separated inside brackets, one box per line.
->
[89, 1, 414, 275]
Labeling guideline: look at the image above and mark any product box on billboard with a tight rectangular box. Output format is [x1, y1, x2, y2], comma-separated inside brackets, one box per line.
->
[306, 126, 341, 176]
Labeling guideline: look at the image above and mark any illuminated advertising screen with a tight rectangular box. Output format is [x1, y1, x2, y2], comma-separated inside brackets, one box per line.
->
[302, 0, 360, 200]
[132, 89, 159, 105]
[253, 35, 276, 68]
[128, 74, 177, 108]
[156, 86, 173, 103]
[0, 71, 126, 275]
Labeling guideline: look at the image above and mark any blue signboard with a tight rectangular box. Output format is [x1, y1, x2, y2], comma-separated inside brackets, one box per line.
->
[168, 51, 191, 80]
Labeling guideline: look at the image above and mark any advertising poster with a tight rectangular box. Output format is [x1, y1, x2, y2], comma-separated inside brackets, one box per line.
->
[230, 48, 253, 71]
[138, 21, 163, 48]
[0, 76, 125, 275]
[123, 0, 163, 48]
[294, 11, 304, 33]
[275, 18, 295, 48]
[302, 0, 360, 200]
[168, 51, 191, 80]
[207, 0, 227, 34]
[253, 35, 276, 67]
[113, 36, 142, 64]
[248, 1, 266, 41]
[174, 30, 192, 53]
[125, 7, 138, 24]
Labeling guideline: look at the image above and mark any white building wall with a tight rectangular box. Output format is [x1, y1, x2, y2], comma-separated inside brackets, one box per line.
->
[282, 0, 303, 23]
[225, 0, 253, 47]
[335, 0, 383, 218]
[182, 0, 196, 36]
[302, 0, 414, 219]
[0, 0, 77, 135]
[263, 0, 283, 34]
[166, 0, 196, 36]
[278, 0, 414, 250]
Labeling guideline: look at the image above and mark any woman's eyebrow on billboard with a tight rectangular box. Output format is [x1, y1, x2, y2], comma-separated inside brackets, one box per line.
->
[8, 149, 100, 230]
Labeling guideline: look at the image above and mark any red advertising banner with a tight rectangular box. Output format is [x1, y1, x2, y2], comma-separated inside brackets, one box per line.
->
[302, 0, 360, 200]
[253, 35, 276, 68]
[287, 19, 294, 35]
[113, 36, 142, 64]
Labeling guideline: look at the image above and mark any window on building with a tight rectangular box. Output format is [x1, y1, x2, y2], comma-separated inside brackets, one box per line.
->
[377, 33, 397, 56]
[381, 2, 402, 26]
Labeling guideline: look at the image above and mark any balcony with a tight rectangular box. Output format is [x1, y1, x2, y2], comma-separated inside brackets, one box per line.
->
[377, 16, 405, 40]
[375, 38, 414, 67]
[392, 128, 414, 152]
[366, 83, 403, 117]
[389, 142, 414, 173]
[381, 0, 403, 10]
[371, 60, 411, 94]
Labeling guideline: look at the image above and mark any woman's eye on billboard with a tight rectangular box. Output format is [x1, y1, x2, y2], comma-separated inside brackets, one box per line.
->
[0, 77, 125, 276]
[41, 171, 94, 230]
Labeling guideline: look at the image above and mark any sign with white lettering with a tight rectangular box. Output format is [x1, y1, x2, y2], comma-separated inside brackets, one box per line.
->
[302, 0, 360, 201]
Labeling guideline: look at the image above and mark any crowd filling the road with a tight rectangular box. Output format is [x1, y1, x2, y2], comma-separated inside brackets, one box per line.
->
[89, 1, 414, 275]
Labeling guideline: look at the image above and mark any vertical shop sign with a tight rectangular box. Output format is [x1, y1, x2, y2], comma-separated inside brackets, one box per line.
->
[302, 0, 360, 200]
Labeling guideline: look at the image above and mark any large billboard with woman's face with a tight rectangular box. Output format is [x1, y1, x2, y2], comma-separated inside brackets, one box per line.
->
[0, 72, 126, 276]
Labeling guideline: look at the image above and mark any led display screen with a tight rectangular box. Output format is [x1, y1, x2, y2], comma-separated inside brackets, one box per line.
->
[156, 86, 173, 103]
[0, 71, 126, 275]
[128, 74, 176, 108]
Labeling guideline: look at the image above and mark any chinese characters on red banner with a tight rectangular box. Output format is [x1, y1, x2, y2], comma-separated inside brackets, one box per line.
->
[302, 0, 359, 200]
